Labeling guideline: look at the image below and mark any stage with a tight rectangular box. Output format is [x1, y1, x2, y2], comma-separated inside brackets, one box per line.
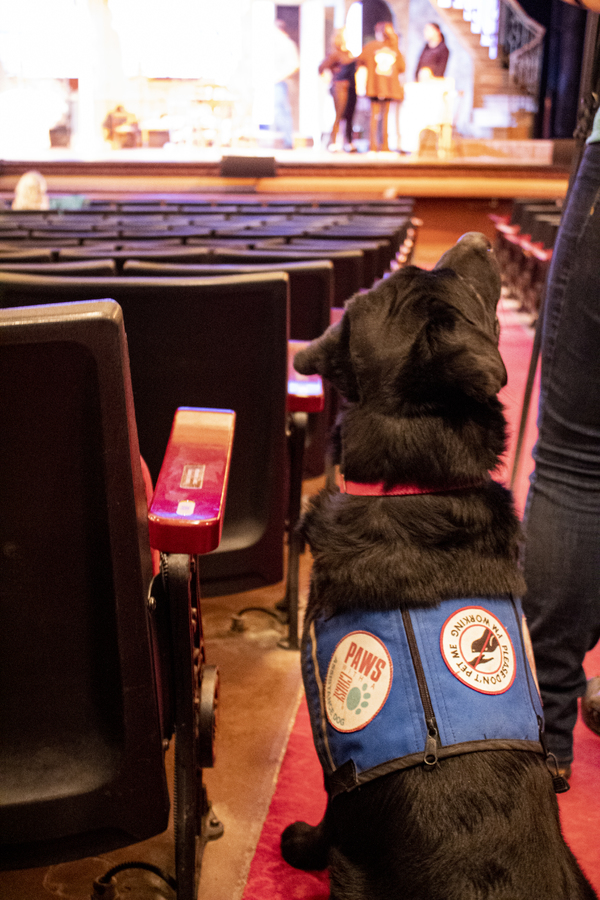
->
[0, 139, 571, 202]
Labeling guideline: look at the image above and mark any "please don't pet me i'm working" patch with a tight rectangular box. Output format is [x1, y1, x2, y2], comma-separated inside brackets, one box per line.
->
[440, 606, 516, 695]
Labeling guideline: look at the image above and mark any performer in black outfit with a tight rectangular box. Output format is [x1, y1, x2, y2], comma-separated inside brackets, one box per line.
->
[319, 31, 357, 151]
[415, 23, 449, 80]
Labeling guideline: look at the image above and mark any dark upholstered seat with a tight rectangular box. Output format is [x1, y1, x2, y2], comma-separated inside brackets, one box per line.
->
[0, 299, 234, 898]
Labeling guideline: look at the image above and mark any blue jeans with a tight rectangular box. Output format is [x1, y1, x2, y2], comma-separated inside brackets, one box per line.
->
[522, 140, 600, 763]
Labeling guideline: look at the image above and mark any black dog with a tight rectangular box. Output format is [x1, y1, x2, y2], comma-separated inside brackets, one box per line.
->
[281, 234, 596, 900]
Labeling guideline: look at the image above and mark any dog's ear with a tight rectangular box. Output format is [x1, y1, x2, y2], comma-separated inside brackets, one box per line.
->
[293, 313, 359, 400]
[427, 304, 507, 400]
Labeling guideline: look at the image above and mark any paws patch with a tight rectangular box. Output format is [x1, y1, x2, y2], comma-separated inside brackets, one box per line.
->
[325, 631, 393, 733]
[440, 606, 516, 695]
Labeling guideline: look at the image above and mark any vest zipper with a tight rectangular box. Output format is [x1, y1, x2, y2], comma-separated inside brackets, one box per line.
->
[401, 609, 439, 767]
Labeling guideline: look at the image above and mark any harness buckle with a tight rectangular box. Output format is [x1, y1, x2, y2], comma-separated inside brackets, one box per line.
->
[538, 717, 570, 794]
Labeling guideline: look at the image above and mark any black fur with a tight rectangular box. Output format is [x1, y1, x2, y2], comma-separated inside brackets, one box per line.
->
[281, 234, 596, 899]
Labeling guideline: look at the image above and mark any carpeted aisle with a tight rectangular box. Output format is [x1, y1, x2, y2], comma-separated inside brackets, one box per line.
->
[241, 298, 600, 899]
[559, 640, 600, 891]
[241, 698, 327, 900]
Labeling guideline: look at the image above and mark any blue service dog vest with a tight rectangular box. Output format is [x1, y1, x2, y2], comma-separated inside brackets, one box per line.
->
[303, 596, 545, 797]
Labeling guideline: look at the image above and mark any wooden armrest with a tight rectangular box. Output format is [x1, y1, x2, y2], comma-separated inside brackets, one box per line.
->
[287, 339, 324, 413]
[148, 407, 235, 554]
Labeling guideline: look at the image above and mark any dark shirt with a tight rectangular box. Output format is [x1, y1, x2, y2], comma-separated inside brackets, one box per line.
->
[319, 49, 356, 83]
[415, 39, 449, 79]
[335, 60, 356, 83]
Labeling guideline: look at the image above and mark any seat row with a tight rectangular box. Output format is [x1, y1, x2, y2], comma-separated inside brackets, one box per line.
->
[0, 198, 414, 235]
[0, 235, 418, 306]
[0, 202, 419, 340]
[491, 197, 562, 321]
[0, 197, 417, 279]
[0, 196, 416, 638]
[0, 196, 417, 626]
[1, 196, 415, 216]
[0, 196, 417, 894]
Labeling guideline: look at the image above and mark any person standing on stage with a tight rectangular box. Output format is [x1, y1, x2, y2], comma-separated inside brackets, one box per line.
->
[273, 19, 300, 150]
[415, 23, 449, 80]
[355, 21, 405, 152]
[319, 30, 357, 152]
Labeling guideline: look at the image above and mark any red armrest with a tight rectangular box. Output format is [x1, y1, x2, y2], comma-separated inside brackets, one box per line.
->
[148, 407, 235, 555]
[505, 231, 531, 248]
[497, 222, 521, 236]
[520, 238, 553, 262]
[287, 339, 324, 413]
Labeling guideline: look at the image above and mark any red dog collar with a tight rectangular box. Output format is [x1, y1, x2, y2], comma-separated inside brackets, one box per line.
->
[338, 475, 485, 496]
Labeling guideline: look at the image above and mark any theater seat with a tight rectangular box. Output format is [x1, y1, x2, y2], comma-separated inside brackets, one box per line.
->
[0, 259, 117, 276]
[121, 257, 334, 341]
[0, 299, 234, 900]
[0, 272, 288, 600]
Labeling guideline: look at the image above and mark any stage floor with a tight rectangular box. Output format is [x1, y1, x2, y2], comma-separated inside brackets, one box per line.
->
[0, 139, 570, 201]
[0, 136, 558, 166]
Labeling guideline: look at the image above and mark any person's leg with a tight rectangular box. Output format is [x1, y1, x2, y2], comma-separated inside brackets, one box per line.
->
[522, 140, 600, 765]
[330, 81, 349, 146]
[380, 99, 390, 151]
[394, 100, 401, 151]
[369, 100, 380, 150]
[343, 87, 357, 146]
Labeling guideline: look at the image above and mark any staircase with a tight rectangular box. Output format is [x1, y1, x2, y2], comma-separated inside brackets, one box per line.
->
[432, 0, 544, 139]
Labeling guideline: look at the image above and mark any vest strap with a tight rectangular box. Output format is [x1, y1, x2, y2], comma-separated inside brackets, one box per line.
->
[325, 740, 546, 798]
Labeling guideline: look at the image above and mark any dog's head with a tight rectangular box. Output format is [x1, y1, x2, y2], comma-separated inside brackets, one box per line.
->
[295, 233, 507, 484]
[295, 232, 505, 408]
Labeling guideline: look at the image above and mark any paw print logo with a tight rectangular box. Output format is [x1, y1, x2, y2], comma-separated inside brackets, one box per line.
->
[346, 683, 371, 715]
[325, 631, 393, 733]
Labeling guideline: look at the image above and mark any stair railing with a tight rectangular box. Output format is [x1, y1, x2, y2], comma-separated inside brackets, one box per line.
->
[498, 0, 546, 96]
[436, 0, 545, 82]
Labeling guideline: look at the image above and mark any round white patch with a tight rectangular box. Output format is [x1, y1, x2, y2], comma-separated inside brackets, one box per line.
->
[324, 631, 393, 733]
[440, 606, 516, 695]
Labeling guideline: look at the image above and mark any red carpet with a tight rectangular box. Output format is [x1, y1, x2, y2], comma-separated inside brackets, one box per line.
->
[241, 699, 328, 900]
[242, 299, 600, 899]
